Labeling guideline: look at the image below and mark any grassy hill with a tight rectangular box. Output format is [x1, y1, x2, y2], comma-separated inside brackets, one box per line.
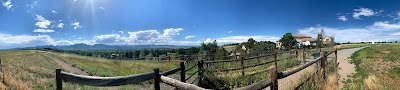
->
[0, 50, 180, 89]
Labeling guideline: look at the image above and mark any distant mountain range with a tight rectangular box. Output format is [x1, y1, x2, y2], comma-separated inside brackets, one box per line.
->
[15, 43, 194, 50]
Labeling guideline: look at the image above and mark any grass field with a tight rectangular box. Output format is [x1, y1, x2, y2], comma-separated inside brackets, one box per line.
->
[344, 44, 400, 90]
[0, 50, 83, 90]
[45, 51, 179, 77]
[0, 50, 181, 90]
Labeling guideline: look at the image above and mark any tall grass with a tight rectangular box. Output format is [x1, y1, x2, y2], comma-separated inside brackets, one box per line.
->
[344, 44, 400, 90]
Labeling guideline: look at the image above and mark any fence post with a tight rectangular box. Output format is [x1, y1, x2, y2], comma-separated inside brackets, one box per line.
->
[296, 48, 299, 65]
[271, 52, 278, 90]
[154, 68, 160, 90]
[180, 62, 186, 82]
[56, 69, 62, 90]
[168, 55, 171, 62]
[241, 57, 245, 76]
[335, 48, 338, 65]
[320, 49, 326, 80]
[303, 48, 306, 64]
[198, 60, 204, 87]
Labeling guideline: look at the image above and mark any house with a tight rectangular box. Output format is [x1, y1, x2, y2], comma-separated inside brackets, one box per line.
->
[322, 36, 335, 47]
[293, 34, 316, 46]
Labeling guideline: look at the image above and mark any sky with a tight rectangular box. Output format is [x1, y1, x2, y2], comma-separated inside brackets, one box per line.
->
[1, 0, 400, 49]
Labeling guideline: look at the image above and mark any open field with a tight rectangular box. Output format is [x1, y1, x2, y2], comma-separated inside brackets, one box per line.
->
[0, 50, 181, 89]
[344, 44, 400, 90]
[44, 51, 179, 77]
[0, 50, 83, 90]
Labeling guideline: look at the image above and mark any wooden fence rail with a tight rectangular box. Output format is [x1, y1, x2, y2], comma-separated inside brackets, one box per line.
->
[55, 48, 337, 90]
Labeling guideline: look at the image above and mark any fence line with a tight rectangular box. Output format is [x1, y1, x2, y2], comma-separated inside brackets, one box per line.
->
[55, 48, 337, 90]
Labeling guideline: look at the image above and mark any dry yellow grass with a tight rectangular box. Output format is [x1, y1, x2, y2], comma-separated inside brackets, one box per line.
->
[364, 75, 382, 90]
[325, 73, 338, 90]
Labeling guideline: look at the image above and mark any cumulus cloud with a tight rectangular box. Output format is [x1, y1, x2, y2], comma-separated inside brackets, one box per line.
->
[353, 7, 376, 19]
[33, 29, 55, 33]
[297, 22, 400, 42]
[34, 15, 51, 29]
[93, 34, 124, 44]
[204, 35, 280, 44]
[185, 35, 195, 39]
[228, 31, 233, 33]
[73, 0, 78, 3]
[163, 28, 183, 37]
[337, 16, 348, 21]
[99, 7, 104, 10]
[72, 22, 82, 30]
[58, 23, 64, 28]
[369, 21, 400, 31]
[2, 0, 12, 10]
[118, 31, 124, 34]
[0, 33, 54, 49]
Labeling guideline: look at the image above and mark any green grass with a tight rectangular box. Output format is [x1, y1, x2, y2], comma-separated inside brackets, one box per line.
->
[45, 51, 179, 77]
[344, 44, 400, 90]
[0, 50, 86, 89]
[202, 51, 303, 89]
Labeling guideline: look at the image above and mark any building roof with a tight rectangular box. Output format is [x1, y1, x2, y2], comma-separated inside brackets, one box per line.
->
[293, 34, 312, 38]
[297, 38, 316, 42]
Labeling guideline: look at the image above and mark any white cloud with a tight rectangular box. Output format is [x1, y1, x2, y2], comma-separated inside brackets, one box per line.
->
[185, 35, 196, 39]
[118, 31, 124, 34]
[92, 28, 188, 45]
[72, 22, 82, 30]
[0, 33, 54, 48]
[0, 28, 197, 49]
[297, 23, 400, 42]
[73, 0, 78, 3]
[35, 15, 51, 29]
[93, 34, 124, 44]
[2, 0, 12, 10]
[99, 7, 104, 10]
[204, 35, 280, 44]
[58, 23, 64, 28]
[369, 21, 400, 31]
[228, 31, 233, 33]
[33, 29, 55, 33]
[353, 7, 376, 20]
[52, 10, 58, 13]
[337, 16, 348, 21]
[163, 28, 183, 37]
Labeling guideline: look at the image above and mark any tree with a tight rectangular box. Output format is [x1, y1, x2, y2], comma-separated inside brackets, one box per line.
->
[316, 33, 322, 48]
[200, 40, 219, 60]
[278, 33, 297, 49]
[246, 38, 256, 49]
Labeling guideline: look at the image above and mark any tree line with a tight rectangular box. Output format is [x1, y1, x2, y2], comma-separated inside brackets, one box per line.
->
[48, 38, 277, 60]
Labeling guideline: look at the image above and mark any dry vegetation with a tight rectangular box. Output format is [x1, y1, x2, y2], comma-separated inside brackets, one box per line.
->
[0, 50, 181, 90]
[344, 44, 400, 90]
[44, 51, 179, 77]
[0, 50, 81, 90]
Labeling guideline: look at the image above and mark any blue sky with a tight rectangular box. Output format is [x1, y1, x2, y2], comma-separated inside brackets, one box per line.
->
[1, 0, 400, 49]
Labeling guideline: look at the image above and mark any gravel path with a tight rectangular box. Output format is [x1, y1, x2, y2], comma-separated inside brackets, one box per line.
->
[42, 54, 121, 90]
[337, 47, 367, 89]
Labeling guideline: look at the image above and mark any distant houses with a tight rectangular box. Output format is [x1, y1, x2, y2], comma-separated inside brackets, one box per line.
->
[276, 34, 316, 49]
[293, 34, 317, 46]
[276, 33, 335, 49]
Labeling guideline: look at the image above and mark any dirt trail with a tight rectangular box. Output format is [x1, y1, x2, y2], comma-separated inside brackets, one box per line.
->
[42, 54, 120, 90]
[337, 47, 367, 89]
[42, 54, 89, 75]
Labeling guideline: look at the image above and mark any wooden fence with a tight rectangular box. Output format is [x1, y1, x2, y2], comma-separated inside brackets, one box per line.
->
[55, 48, 337, 90]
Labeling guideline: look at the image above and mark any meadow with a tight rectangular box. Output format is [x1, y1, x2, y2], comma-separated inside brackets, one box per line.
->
[344, 44, 400, 90]
[0, 50, 180, 90]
